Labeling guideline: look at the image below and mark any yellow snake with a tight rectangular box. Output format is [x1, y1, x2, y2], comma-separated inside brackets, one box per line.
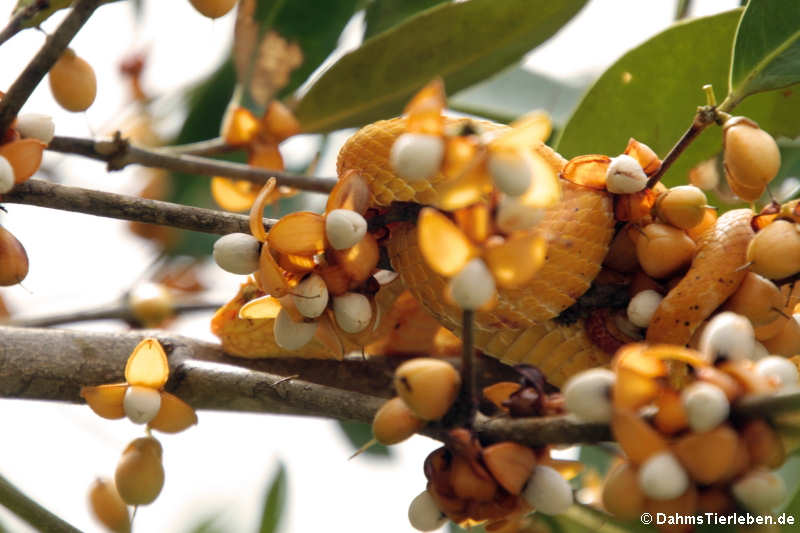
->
[212, 117, 755, 387]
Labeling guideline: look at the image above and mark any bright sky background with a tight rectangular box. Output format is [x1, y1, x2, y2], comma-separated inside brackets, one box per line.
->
[0, 1, 739, 532]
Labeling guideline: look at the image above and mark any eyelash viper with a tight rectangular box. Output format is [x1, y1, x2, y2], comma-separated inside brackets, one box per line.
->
[212, 116, 754, 388]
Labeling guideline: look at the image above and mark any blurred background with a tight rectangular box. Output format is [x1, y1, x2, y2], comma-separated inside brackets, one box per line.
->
[0, 1, 742, 531]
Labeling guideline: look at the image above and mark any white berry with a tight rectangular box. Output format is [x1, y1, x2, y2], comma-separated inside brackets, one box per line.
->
[333, 292, 372, 333]
[732, 469, 787, 513]
[292, 273, 329, 319]
[699, 311, 755, 362]
[606, 154, 648, 194]
[755, 356, 799, 389]
[123, 386, 162, 424]
[522, 465, 573, 515]
[273, 308, 317, 350]
[495, 196, 545, 233]
[213, 233, 261, 275]
[390, 133, 445, 182]
[408, 490, 446, 532]
[488, 150, 533, 197]
[681, 381, 729, 432]
[325, 209, 367, 250]
[638, 452, 689, 501]
[563, 368, 615, 422]
[627, 289, 663, 328]
[0, 155, 15, 194]
[15, 113, 55, 143]
[449, 258, 495, 310]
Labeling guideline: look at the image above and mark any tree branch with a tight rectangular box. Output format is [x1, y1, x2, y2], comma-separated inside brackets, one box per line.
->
[0, 473, 81, 533]
[1, 179, 276, 236]
[47, 135, 337, 193]
[0, 0, 105, 133]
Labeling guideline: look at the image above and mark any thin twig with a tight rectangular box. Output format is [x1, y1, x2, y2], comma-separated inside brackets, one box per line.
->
[0, 2, 37, 47]
[1, 179, 276, 236]
[0, 472, 81, 533]
[0, 0, 105, 133]
[47, 135, 337, 193]
[4, 300, 223, 328]
[157, 137, 238, 157]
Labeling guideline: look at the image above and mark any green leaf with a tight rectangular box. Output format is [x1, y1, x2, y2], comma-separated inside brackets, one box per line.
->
[234, 0, 358, 112]
[13, 0, 74, 30]
[337, 420, 391, 457]
[449, 65, 587, 126]
[727, 0, 800, 107]
[555, 9, 800, 188]
[363, 0, 448, 40]
[259, 463, 287, 533]
[295, 0, 588, 133]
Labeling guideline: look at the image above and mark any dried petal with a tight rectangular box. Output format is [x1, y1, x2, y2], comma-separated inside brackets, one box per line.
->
[624, 138, 661, 175]
[482, 442, 537, 495]
[490, 110, 552, 149]
[277, 252, 316, 273]
[211, 177, 258, 212]
[562, 154, 611, 189]
[261, 100, 301, 142]
[257, 243, 290, 297]
[482, 382, 521, 411]
[615, 188, 657, 222]
[125, 338, 169, 389]
[453, 203, 490, 244]
[484, 233, 546, 289]
[613, 343, 667, 377]
[222, 107, 260, 146]
[314, 313, 344, 359]
[404, 78, 446, 135]
[326, 170, 371, 215]
[0, 139, 45, 183]
[248, 142, 284, 170]
[267, 212, 326, 255]
[249, 177, 277, 242]
[332, 232, 379, 284]
[417, 207, 476, 276]
[147, 392, 198, 433]
[80, 383, 128, 419]
[238, 294, 283, 319]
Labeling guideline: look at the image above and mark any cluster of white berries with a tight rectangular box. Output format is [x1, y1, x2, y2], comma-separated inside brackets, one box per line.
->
[0, 114, 54, 194]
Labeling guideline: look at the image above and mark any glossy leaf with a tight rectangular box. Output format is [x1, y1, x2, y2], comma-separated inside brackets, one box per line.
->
[556, 9, 800, 188]
[295, 0, 588, 132]
[13, 0, 74, 31]
[239, 295, 283, 319]
[267, 212, 326, 255]
[125, 338, 170, 389]
[484, 233, 546, 289]
[148, 392, 198, 433]
[364, 0, 448, 40]
[80, 383, 128, 420]
[234, 0, 358, 111]
[417, 208, 476, 276]
[259, 463, 287, 533]
[729, 0, 800, 103]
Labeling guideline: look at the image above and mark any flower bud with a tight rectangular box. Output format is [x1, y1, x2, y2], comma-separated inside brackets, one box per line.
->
[627, 289, 663, 328]
[48, 49, 96, 112]
[115, 437, 164, 506]
[606, 154, 647, 194]
[325, 209, 367, 250]
[390, 133, 444, 182]
[488, 150, 532, 196]
[189, 0, 238, 18]
[123, 386, 162, 424]
[0, 226, 28, 286]
[654, 185, 707, 229]
[292, 273, 329, 319]
[522, 465, 573, 515]
[273, 307, 318, 350]
[372, 397, 424, 445]
[722, 272, 782, 327]
[333, 292, 372, 333]
[0, 155, 14, 194]
[732, 469, 786, 513]
[128, 282, 174, 327]
[724, 117, 780, 189]
[449, 258, 495, 310]
[681, 382, 729, 432]
[563, 368, 615, 422]
[635, 223, 696, 279]
[88, 478, 130, 533]
[408, 490, 446, 532]
[638, 452, 689, 501]
[747, 220, 800, 280]
[394, 358, 460, 421]
[755, 356, 799, 389]
[15, 113, 55, 144]
[213, 233, 261, 275]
